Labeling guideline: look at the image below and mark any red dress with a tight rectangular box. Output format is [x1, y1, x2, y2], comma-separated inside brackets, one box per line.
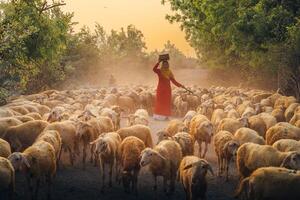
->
[153, 63, 183, 116]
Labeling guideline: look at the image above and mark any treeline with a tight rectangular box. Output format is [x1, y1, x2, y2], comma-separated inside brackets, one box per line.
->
[0, 0, 198, 102]
[164, 0, 300, 98]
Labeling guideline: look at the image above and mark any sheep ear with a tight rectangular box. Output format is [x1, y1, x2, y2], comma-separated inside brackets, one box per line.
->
[183, 164, 194, 170]
[281, 153, 293, 168]
[157, 153, 167, 161]
[22, 156, 30, 168]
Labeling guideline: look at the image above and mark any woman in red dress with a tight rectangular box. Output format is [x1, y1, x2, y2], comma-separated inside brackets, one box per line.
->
[153, 60, 185, 120]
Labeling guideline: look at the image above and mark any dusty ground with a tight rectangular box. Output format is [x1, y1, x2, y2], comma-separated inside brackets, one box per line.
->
[14, 117, 238, 200]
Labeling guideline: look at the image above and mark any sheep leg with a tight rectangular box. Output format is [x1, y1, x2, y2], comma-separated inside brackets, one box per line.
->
[34, 178, 40, 200]
[68, 147, 74, 166]
[90, 144, 95, 163]
[163, 177, 167, 193]
[202, 142, 208, 158]
[198, 141, 202, 158]
[46, 175, 53, 200]
[57, 146, 63, 169]
[217, 154, 221, 177]
[109, 162, 113, 187]
[225, 159, 229, 182]
[82, 142, 87, 169]
[100, 160, 105, 193]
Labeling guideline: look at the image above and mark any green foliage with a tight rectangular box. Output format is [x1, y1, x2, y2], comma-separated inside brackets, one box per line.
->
[164, 0, 300, 92]
[0, 0, 72, 92]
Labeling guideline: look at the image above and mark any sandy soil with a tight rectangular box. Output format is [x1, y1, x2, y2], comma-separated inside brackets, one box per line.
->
[13, 117, 238, 200]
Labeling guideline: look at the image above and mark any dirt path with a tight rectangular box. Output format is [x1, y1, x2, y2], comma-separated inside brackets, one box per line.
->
[14, 117, 238, 200]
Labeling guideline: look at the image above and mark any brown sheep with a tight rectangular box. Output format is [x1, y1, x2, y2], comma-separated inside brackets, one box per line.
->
[117, 125, 153, 148]
[189, 114, 213, 158]
[235, 167, 300, 200]
[166, 119, 188, 136]
[26, 112, 42, 120]
[90, 132, 121, 192]
[234, 128, 265, 145]
[179, 156, 213, 200]
[236, 143, 300, 179]
[211, 109, 226, 128]
[248, 115, 267, 138]
[271, 106, 285, 122]
[8, 141, 56, 200]
[217, 117, 248, 134]
[3, 120, 49, 152]
[118, 136, 145, 194]
[36, 130, 62, 167]
[0, 138, 11, 158]
[213, 131, 239, 181]
[284, 103, 299, 122]
[0, 157, 15, 200]
[0, 117, 22, 138]
[265, 122, 300, 145]
[14, 115, 35, 123]
[258, 112, 277, 129]
[44, 121, 79, 166]
[272, 139, 300, 152]
[140, 140, 182, 196]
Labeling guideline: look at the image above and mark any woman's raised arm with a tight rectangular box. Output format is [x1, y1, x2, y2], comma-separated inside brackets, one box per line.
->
[153, 62, 160, 74]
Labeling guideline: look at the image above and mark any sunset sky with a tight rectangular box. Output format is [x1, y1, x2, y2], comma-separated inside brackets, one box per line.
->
[62, 0, 195, 57]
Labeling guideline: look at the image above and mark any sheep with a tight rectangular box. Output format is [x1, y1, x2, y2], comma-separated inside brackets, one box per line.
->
[3, 120, 49, 152]
[271, 106, 285, 122]
[26, 112, 42, 120]
[97, 116, 114, 133]
[8, 106, 29, 115]
[117, 96, 135, 114]
[0, 108, 15, 118]
[0, 117, 22, 138]
[235, 167, 300, 200]
[35, 130, 62, 167]
[258, 112, 277, 129]
[0, 138, 11, 158]
[236, 142, 300, 179]
[75, 119, 102, 168]
[90, 132, 121, 192]
[234, 128, 265, 145]
[179, 156, 213, 200]
[117, 125, 153, 148]
[174, 95, 188, 117]
[100, 108, 119, 131]
[189, 114, 213, 158]
[217, 117, 248, 134]
[110, 105, 123, 130]
[47, 106, 65, 122]
[211, 109, 226, 128]
[126, 109, 149, 127]
[8, 141, 56, 200]
[166, 119, 188, 136]
[289, 113, 300, 125]
[265, 122, 300, 145]
[44, 121, 79, 166]
[284, 103, 299, 122]
[183, 110, 197, 129]
[247, 115, 267, 138]
[213, 131, 239, 180]
[0, 157, 15, 200]
[118, 136, 145, 194]
[241, 107, 256, 119]
[156, 131, 194, 156]
[140, 140, 182, 195]
[226, 109, 240, 119]
[272, 139, 300, 152]
[14, 115, 35, 123]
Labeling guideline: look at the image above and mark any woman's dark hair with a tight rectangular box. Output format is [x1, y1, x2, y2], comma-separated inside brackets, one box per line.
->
[162, 60, 169, 68]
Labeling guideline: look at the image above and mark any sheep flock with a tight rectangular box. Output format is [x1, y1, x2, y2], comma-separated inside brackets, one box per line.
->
[1, 85, 300, 200]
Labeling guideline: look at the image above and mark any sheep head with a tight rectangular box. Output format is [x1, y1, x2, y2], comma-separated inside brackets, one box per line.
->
[223, 140, 240, 160]
[8, 152, 30, 171]
[183, 159, 214, 179]
[156, 131, 171, 145]
[140, 148, 166, 167]
[198, 121, 213, 139]
[281, 152, 300, 170]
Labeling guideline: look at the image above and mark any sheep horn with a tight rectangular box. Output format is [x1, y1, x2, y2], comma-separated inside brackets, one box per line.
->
[207, 164, 214, 176]
[22, 155, 31, 168]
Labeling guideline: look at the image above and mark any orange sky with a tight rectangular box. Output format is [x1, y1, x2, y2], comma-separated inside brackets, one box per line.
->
[62, 0, 195, 57]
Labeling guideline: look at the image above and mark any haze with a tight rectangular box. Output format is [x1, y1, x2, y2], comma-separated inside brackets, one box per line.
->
[62, 0, 195, 56]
